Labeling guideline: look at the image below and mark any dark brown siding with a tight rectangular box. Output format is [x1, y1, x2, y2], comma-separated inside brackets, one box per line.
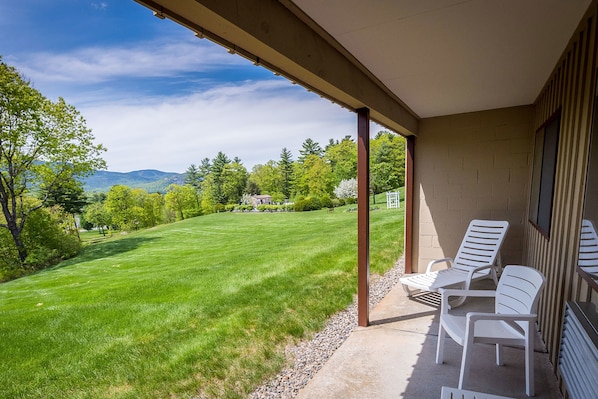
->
[525, 2, 598, 382]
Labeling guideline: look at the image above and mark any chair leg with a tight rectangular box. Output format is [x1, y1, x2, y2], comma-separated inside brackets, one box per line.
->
[525, 330, 535, 397]
[495, 343, 504, 366]
[401, 283, 413, 297]
[436, 323, 446, 364]
[491, 266, 499, 285]
[458, 331, 475, 389]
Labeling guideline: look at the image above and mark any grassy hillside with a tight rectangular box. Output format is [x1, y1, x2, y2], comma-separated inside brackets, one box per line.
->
[0, 202, 404, 398]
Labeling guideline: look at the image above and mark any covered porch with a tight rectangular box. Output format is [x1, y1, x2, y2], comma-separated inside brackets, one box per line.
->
[295, 278, 561, 399]
[132, 1, 598, 398]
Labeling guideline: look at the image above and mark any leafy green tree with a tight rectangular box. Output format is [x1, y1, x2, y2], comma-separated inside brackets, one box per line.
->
[144, 192, 165, 226]
[40, 177, 88, 240]
[295, 154, 334, 198]
[221, 162, 248, 204]
[245, 180, 260, 195]
[325, 136, 357, 185]
[0, 58, 106, 264]
[164, 184, 198, 220]
[370, 131, 406, 202]
[130, 188, 164, 228]
[250, 161, 282, 195]
[104, 185, 135, 230]
[83, 201, 110, 235]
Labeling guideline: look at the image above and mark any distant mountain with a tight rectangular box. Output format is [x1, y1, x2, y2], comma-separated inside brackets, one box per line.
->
[83, 169, 185, 193]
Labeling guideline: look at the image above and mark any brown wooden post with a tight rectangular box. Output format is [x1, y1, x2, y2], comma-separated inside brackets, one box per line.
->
[404, 135, 415, 274]
[357, 107, 370, 327]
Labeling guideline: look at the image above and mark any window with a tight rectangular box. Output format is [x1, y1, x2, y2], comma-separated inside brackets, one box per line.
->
[529, 113, 560, 237]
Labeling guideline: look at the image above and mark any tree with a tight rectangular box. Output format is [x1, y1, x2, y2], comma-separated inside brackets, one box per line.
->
[325, 136, 357, 185]
[370, 131, 406, 202]
[83, 202, 110, 235]
[298, 138, 323, 162]
[0, 59, 106, 264]
[210, 151, 231, 204]
[278, 147, 294, 199]
[250, 161, 281, 195]
[334, 178, 358, 199]
[40, 177, 88, 240]
[104, 185, 135, 230]
[221, 162, 248, 204]
[184, 164, 202, 189]
[295, 154, 334, 198]
[164, 184, 197, 220]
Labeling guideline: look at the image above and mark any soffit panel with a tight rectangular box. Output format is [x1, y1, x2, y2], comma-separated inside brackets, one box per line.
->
[292, 0, 592, 117]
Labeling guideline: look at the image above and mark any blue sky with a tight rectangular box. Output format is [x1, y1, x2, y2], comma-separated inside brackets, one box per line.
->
[0, 1, 366, 173]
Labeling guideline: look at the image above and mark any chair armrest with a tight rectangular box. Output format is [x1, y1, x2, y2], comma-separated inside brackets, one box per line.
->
[439, 288, 496, 314]
[463, 263, 495, 279]
[466, 312, 538, 323]
[426, 257, 454, 273]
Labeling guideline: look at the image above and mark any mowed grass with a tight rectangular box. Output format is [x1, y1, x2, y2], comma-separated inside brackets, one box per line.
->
[0, 202, 404, 399]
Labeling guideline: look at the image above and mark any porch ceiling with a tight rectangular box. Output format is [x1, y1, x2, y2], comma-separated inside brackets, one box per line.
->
[135, 0, 591, 132]
[292, 0, 591, 118]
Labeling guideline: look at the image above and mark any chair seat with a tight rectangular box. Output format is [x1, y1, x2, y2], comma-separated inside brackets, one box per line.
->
[441, 386, 515, 399]
[441, 314, 525, 347]
[400, 267, 491, 292]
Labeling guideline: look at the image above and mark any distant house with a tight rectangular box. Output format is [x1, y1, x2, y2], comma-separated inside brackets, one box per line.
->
[251, 195, 272, 207]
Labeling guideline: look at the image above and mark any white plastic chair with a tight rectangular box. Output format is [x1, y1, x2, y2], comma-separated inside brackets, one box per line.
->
[400, 220, 509, 307]
[436, 265, 546, 397]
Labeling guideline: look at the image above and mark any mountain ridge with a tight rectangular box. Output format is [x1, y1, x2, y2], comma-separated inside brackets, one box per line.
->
[83, 169, 185, 193]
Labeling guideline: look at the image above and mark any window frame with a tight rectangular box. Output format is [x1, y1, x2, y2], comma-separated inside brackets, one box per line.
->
[529, 111, 561, 238]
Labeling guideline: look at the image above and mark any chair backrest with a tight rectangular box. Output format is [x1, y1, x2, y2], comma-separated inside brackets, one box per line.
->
[453, 220, 509, 272]
[578, 219, 598, 279]
[495, 266, 546, 324]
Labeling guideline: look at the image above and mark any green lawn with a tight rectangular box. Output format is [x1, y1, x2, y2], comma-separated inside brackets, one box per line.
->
[0, 202, 404, 399]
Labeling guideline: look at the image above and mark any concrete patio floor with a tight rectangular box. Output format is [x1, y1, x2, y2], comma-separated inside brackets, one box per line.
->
[296, 279, 562, 399]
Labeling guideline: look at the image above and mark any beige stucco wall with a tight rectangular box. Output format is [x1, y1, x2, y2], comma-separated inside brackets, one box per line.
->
[412, 106, 534, 272]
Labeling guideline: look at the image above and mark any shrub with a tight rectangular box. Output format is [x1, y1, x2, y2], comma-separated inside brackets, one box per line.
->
[183, 209, 203, 218]
[346, 197, 356, 205]
[213, 203, 225, 213]
[320, 195, 333, 209]
[294, 196, 323, 212]
[18, 206, 81, 272]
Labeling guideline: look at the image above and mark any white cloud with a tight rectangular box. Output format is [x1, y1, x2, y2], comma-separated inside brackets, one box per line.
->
[13, 38, 243, 84]
[80, 80, 359, 172]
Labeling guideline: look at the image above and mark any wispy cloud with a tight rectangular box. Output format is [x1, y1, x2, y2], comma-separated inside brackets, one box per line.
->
[13, 38, 244, 84]
[91, 2, 108, 11]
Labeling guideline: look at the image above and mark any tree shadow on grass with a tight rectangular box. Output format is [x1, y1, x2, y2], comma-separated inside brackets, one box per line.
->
[58, 236, 162, 268]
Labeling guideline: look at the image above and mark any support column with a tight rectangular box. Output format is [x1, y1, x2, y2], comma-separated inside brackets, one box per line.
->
[404, 135, 415, 274]
[357, 108, 370, 327]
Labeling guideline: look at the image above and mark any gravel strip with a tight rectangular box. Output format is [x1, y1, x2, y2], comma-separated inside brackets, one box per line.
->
[249, 257, 405, 399]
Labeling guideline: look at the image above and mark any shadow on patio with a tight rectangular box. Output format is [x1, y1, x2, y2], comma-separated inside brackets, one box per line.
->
[296, 279, 562, 399]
